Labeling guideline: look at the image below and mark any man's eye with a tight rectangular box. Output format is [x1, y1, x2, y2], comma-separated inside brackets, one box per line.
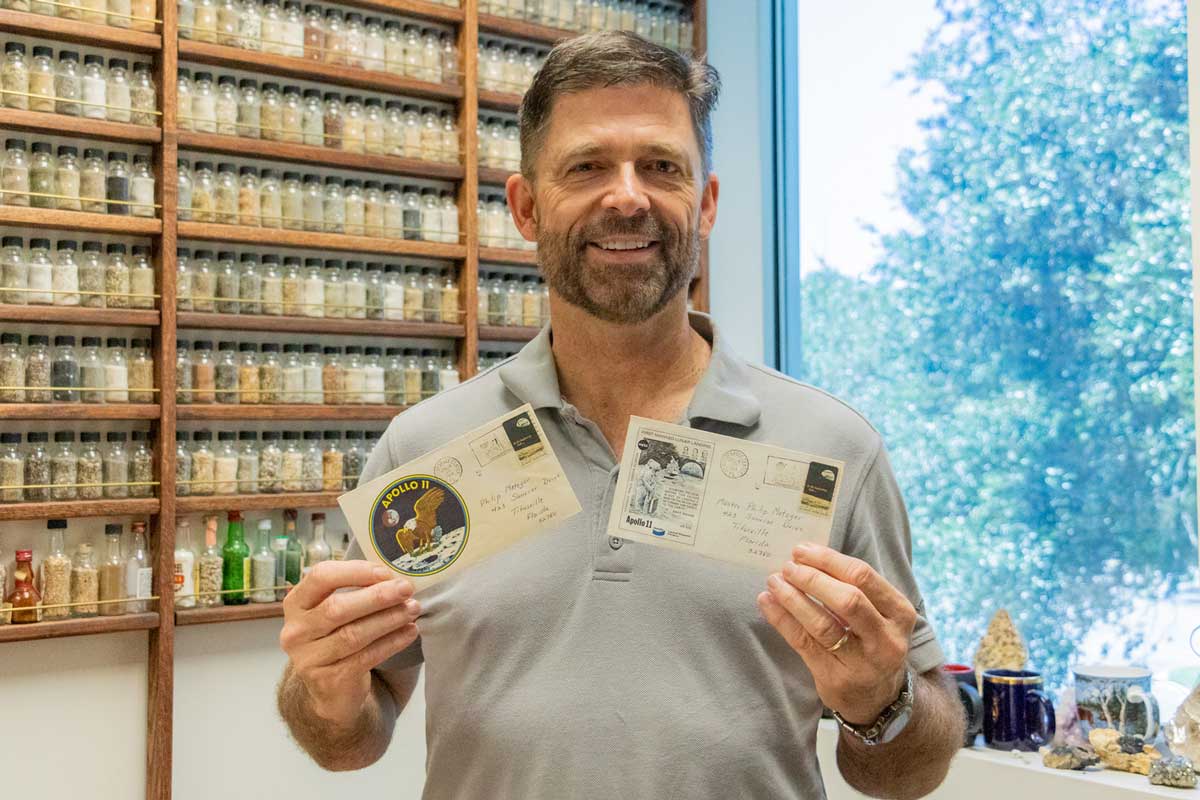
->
[569, 163, 595, 174]
[653, 161, 680, 174]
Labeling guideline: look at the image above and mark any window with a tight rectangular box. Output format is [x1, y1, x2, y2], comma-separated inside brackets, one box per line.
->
[791, 0, 1197, 690]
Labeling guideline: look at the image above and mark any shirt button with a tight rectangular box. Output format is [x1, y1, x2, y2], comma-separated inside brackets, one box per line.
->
[609, 536, 623, 551]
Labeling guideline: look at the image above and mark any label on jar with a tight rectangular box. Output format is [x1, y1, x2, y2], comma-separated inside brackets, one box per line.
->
[136, 567, 154, 599]
[242, 557, 251, 592]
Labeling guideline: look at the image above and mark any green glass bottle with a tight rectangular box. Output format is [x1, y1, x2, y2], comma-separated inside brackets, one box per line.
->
[221, 510, 250, 605]
[283, 508, 303, 596]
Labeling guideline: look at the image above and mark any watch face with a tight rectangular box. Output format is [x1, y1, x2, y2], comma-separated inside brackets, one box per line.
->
[879, 706, 914, 745]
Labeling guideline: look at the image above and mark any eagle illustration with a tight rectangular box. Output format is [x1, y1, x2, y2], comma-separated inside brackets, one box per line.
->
[395, 487, 445, 556]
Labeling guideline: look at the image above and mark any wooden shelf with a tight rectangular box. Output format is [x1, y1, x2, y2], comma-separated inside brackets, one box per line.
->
[0, 306, 160, 327]
[0, 107, 161, 144]
[177, 221, 466, 258]
[0, 207, 160, 235]
[0, 9, 162, 52]
[478, 165, 517, 186]
[0, 403, 160, 419]
[478, 13, 576, 45]
[479, 246, 538, 265]
[175, 602, 284, 626]
[178, 40, 464, 103]
[0, 497, 159, 521]
[176, 311, 464, 339]
[478, 88, 523, 112]
[0, 612, 159, 644]
[479, 324, 539, 342]
[176, 491, 342, 512]
[177, 404, 405, 420]
[335, 0, 463, 24]
[176, 131, 464, 181]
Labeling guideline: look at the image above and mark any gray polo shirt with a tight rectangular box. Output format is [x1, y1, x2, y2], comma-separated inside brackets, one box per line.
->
[348, 312, 944, 800]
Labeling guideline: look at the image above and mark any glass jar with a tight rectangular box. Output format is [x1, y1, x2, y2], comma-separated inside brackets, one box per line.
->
[192, 161, 217, 223]
[215, 75, 238, 136]
[123, 522, 152, 613]
[190, 431, 215, 495]
[215, 340, 239, 403]
[191, 339, 216, 403]
[174, 339, 191, 404]
[259, 342, 282, 403]
[281, 85, 303, 142]
[27, 46, 55, 113]
[420, 189, 441, 242]
[364, 16, 385, 71]
[237, 166, 260, 226]
[0, 235, 24, 305]
[23, 431, 50, 502]
[259, 168, 282, 228]
[78, 241, 105, 309]
[215, 250, 240, 314]
[128, 429, 154, 497]
[55, 51, 82, 117]
[323, 8, 346, 65]
[237, 78, 261, 138]
[321, 345, 343, 404]
[23, 239, 50, 307]
[130, 155, 155, 218]
[125, 245, 153, 309]
[301, 173, 324, 231]
[80, 148, 106, 213]
[197, 515, 223, 607]
[51, 431, 77, 501]
[76, 433, 103, 500]
[7, 549, 41, 623]
[193, 0, 218, 43]
[281, 431, 303, 491]
[237, 431, 259, 493]
[401, 184, 422, 240]
[131, 62, 156, 126]
[238, 0, 263, 50]
[383, 182, 404, 237]
[323, 176, 344, 233]
[281, 255, 303, 315]
[51, 334, 79, 401]
[341, 179, 363, 235]
[343, 260, 367, 318]
[259, 81, 282, 140]
[22, 333, 50, 402]
[344, 12, 365, 68]
[384, 20, 404, 74]
[283, 0, 304, 56]
[322, 90, 343, 148]
[239, 252, 262, 314]
[102, 336, 129, 402]
[301, 343, 322, 403]
[364, 261, 384, 319]
[403, 25, 424, 80]
[302, 259, 324, 317]
[383, 346, 403, 405]
[103, 431, 129, 498]
[177, 158, 193, 221]
[191, 71, 217, 133]
[303, 2, 324, 60]
[26, 142, 53, 210]
[402, 348, 422, 405]
[321, 430, 343, 489]
[237, 342, 259, 404]
[280, 171, 303, 230]
[190, 248, 216, 312]
[214, 431, 238, 494]
[105, 58, 132, 123]
[105, 151, 131, 216]
[301, 430, 322, 489]
[260, 430, 283, 492]
[175, 430, 191, 496]
[281, 343, 304, 403]
[260, 254, 283, 315]
[79, 336, 105, 403]
[80, 55, 107, 120]
[402, 103, 422, 158]
[1, 138, 29, 207]
[50, 240, 80, 308]
[1, 43, 29, 112]
[361, 349, 384, 405]
[382, 264, 404, 320]
[217, 0, 240, 44]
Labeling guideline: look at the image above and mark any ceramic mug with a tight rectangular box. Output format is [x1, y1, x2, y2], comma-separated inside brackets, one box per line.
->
[1074, 665, 1159, 740]
[982, 669, 1056, 751]
[944, 663, 983, 747]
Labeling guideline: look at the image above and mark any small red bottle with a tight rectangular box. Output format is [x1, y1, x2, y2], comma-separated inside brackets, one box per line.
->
[7, 549, 42, 624]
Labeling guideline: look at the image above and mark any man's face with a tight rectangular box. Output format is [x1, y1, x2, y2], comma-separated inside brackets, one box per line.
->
[508, 84, 719, 325]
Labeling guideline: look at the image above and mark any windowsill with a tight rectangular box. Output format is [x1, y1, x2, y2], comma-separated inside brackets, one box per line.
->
[816, 719, 1192, 799]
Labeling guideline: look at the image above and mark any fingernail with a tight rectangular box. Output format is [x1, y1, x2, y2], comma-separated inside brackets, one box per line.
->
[767, 574, 785, 591]
[373, 566, 392, 580]
[405, 599, 421, 616]
[793, 543, 812, 558]
[783, 561, 798, 576]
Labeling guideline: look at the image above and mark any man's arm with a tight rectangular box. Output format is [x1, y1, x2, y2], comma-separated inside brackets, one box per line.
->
[835, 668, 963, 800]
[277, 662, 420, 771]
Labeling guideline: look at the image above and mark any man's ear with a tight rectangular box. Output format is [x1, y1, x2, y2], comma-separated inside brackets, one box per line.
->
[506, 173, 539, 243]
[699, 172, 719, 240]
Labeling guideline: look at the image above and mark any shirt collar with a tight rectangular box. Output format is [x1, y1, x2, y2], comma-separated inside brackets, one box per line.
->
[498, 311, 763, 429]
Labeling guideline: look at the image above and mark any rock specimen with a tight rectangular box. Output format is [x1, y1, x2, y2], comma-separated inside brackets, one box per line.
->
[1166, 682, 1200, 763]
[1148, 756, 1198, 789]
[1042, 745, 1100, 771]
[1088, 728, 1162, 775]
[972, 609, 1028, 689]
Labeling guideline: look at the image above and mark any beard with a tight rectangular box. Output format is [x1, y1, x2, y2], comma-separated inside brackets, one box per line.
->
[536, 211, 698, 325]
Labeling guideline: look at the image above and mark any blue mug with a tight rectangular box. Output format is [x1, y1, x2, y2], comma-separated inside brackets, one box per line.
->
[982, 669, 1056, 752]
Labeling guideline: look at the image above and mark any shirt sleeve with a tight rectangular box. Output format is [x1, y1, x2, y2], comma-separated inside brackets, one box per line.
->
[343, 422, 426, 671]
[834, 441, 944, 675]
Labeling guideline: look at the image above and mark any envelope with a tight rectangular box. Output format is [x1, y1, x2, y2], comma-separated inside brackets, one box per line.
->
[338, 404, 582, 591]
[606, 417, 846, 573]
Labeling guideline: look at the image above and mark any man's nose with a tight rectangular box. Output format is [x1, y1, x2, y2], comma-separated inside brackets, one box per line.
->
[601, 163, 652, 217]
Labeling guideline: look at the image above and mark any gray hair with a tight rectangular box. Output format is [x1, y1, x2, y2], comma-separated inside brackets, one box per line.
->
[517, 31, 722, 180]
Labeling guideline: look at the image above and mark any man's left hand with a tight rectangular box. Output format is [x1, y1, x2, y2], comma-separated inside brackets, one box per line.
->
[757, 542, 919, 726]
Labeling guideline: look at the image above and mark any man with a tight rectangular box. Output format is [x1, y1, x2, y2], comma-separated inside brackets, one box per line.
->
[277, 31, 963, 799]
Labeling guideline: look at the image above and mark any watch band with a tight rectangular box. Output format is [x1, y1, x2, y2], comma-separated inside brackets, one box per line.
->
[832, 669, 914, 747]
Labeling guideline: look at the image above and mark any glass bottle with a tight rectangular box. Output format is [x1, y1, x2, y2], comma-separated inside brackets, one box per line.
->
[321, 430, 343, 489]
[401, 184, 422, 240]
[323, 7, 345, 65]
[281, 255, 303, 315]
[128, 245, 154, 308]
[302, 258, 324, 317]
[75, 241, 103, 310]
[301, 88, 324, 146]
[191, 339, 216, 403]
[103, 431, 129, 498]
[198, 515, 224, 607]
[215, 340, 239, 403]
[301, 430, 322, 489]
[342, 345, 364, 404]
[382, 264, 404, 320]
[281, 85, 303, 142]
[420, 348, 440, 399]
[238, 0, 262, 50]
[362, 347, 384, 405]
[28, 46, 55, 113]
[250, 518, 276, 603]
[283, 510, 303, 593]
[102, 335, 130, 401]
[190, 163, 215, 226]
[2, 43, 29, 112]
[80, 55, 107, 120]
[214, 430, 238, 494]
[439, 351, 459, 391]
[24, 333, 51, 401]
[421, 30, 442, 83]
[190, 248, 216, 312]
[301, 343, 322, 403]
[106, 151, 131, 216]
[303, 512, 331, 576]
[259, 168, 282, 228]
[176, 160, 194, 224]
[129, 429, 153, 497]
[237, 165, 260, 226]
[364, 261, 384, 319]
[321, 344, 343, 404]
[55, 146, 81, 211]
[384, 346, 403, 405]
[192, 71, 217, 133]
[0, 236, 24, 305]
[71, 541, 99, 618]
[179, 0, 197, 39]
[52, 241, 80, 308]
[363, 16, 385, 71]
[440, 269, 460, 323]
[174, 519, 198, 609]
[237, 77, 261, 138]
[383, 182, 404, 237]
[217, 0, 240, 44]
[303, 2, 323, 60]
[27, 142, 54, 210]
[51, 431, 77, 501]
[174, 340, 192, 406]
[302, 173, 324, 231]
[237, 430, 259, 493]
[7, 549, 40, 623]
[1, 138, 30, 207]
[98, 524, 126, 616]
[420, 266, 442, 321]
[105, 58, 132, 123]
[77, 432, 102, 499]
[343, 259, 367, 318]
[237, 341, 260, 404]
[0, 431, 23, 501]
[420, 188, 441, 242]
[363, 181, 384, 237]
[124, 521, 152, 614]
[384, 20, 403, 75]
[322, 90, 343, 148]
[343, 11, 365, 68]
[322, 176, 344, 233]
[24, 431, 50, 502]
[190, 429, 215, 494]
[193, 0, 219, 44]
[215, 250, 240, 314]
[130, 154, 155, 218]
[131, 62, 157, 126]
[80, 148, 106, 213]
[403, 25, 423, 80]
[343, 179, 364, 235]
[175, 429, 191, 496]
[440, 33, 459, 87]
[402, 265, 423, 321]
[283, 0, 305, 56]
[401, 103, 421, 158]
[51, 334, 79, 401]
[259, 342, 282, 403]
[281, 343, 303, 404]
[78, 336, 105, 403]
[281, 431, 303, 491]
[402, 347, 422, 405]
[440, 191, 460, 244]
[222, 510, 250, 605]
[215, 75, 238, 136]
[280, 171, 303, 231]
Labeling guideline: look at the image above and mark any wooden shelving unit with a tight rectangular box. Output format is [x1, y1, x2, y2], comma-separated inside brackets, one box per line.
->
[175, 601, 284, 625]
[0, 3, 708, 797]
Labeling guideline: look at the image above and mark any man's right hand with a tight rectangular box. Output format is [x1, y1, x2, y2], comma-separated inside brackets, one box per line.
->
[280, 560, 421, 728]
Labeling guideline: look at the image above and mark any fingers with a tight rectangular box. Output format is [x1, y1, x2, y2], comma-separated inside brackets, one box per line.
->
[779, 556, 888, 638]
[307, 575, 415, 641]
[329, 622, 421, 675]
[308, 598, 422, 667]
[756, 590, 832, 661]
[285, 559, 394, 612]
[766, 571, 854, 652]
[793, 543, 915, 623]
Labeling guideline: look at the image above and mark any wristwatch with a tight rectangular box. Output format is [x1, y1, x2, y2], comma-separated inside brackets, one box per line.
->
[832, 670, 914, 746]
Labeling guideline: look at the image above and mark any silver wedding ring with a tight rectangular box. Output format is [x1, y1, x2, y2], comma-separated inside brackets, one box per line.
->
[827, 629, 851, 653]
